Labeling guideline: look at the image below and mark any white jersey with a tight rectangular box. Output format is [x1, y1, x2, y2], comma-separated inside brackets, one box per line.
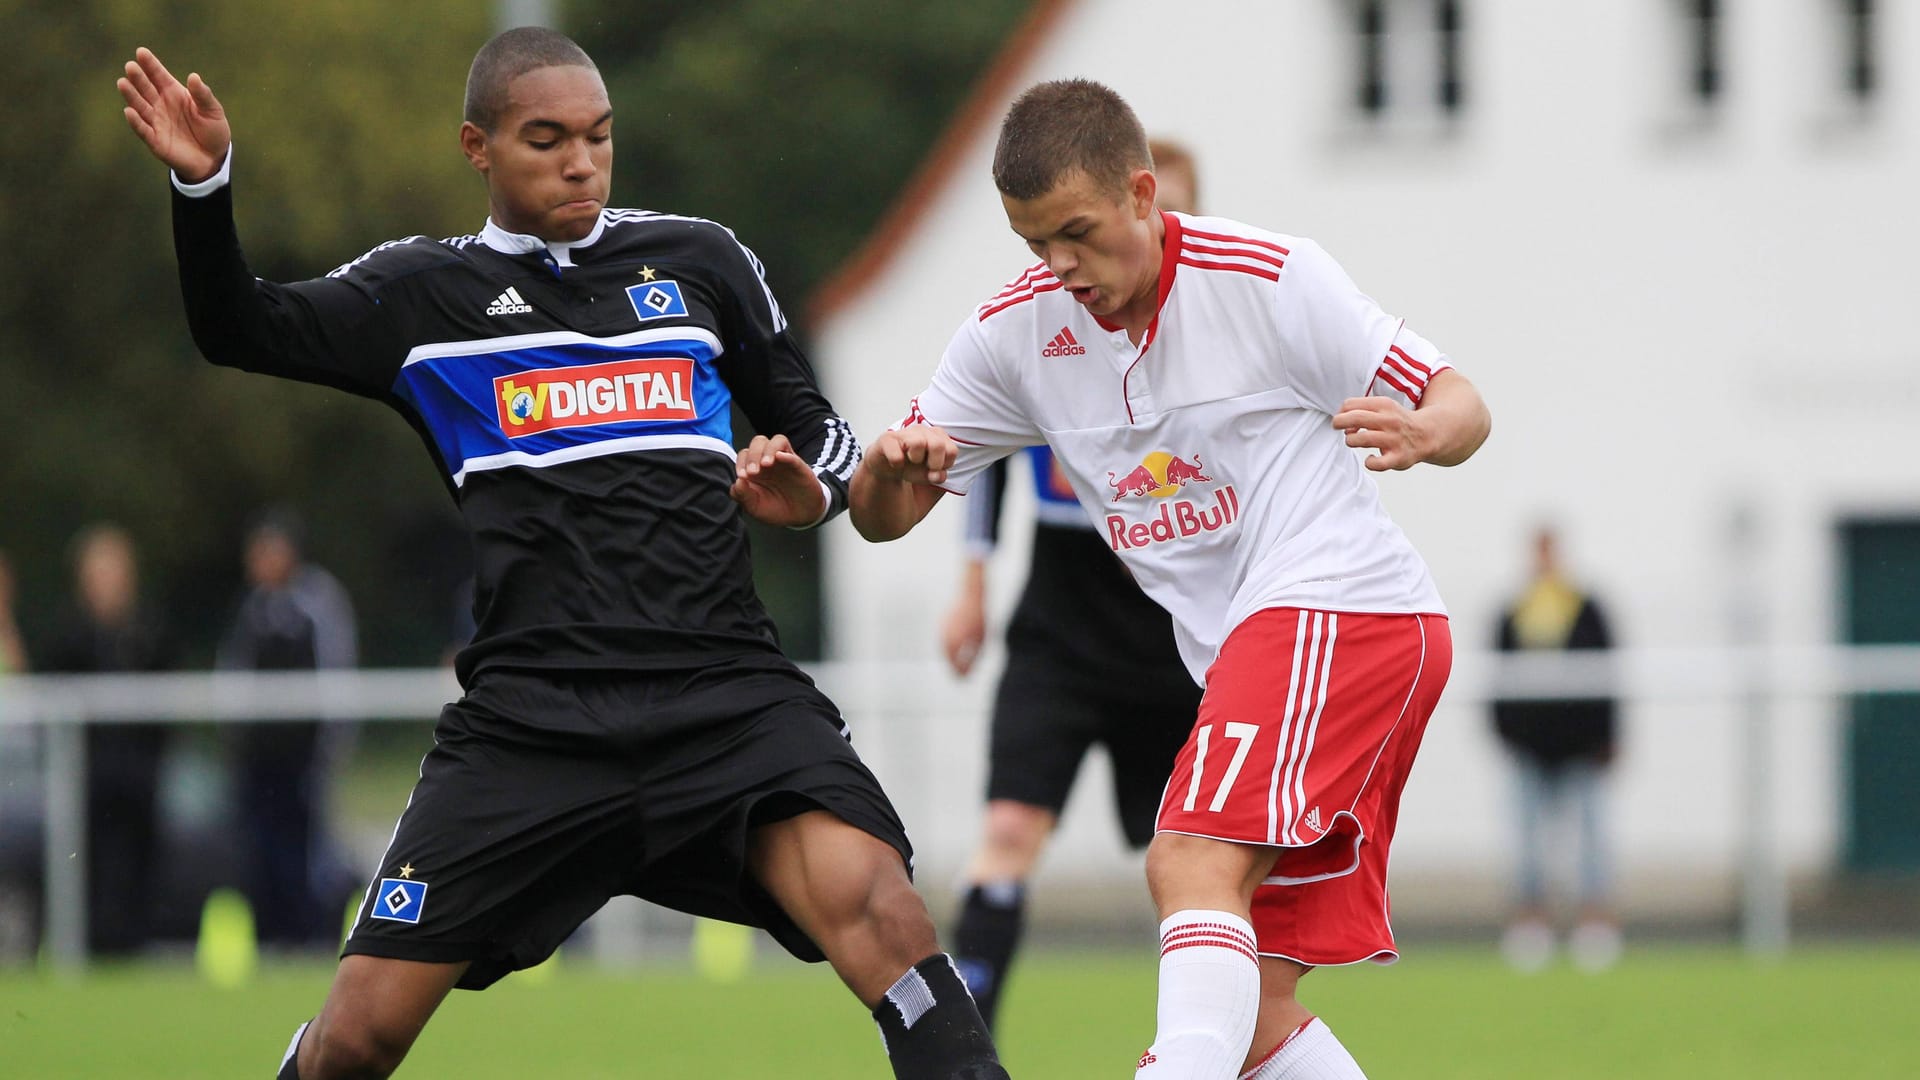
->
[904, 212, 1451, 683]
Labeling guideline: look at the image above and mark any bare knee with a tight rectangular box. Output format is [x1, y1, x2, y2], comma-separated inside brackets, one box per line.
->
[299, 956, 460, 1080]
[753, 812, 937, 956]
[968, 800, 1056, 882]
[828, 849, 936, 953]
[1145, 831, 1275, 915]
[303, 1014, 418, 1080]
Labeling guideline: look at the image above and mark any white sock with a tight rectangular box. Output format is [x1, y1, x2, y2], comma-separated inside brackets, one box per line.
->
[1239, 1018, 1367, 1079]
[1135, 910, 1261, 1078]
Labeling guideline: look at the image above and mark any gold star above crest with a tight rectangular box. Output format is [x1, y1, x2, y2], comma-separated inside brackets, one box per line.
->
[398, 863, 416, 879]
[639, 266, 658, 281]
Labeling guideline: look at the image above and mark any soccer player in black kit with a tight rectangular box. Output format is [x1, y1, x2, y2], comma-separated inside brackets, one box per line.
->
[118, 30, 1008, 1080]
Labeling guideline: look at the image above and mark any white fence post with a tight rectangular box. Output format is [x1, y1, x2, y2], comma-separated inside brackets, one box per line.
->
[42, 719, 86, 974]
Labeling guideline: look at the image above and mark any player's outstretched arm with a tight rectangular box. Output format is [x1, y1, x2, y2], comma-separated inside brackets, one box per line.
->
[1333, 368, 1491, 471]
[848, 427, 955, 542]
[117, 47, 229, 182]
[731, 434, 830, 528]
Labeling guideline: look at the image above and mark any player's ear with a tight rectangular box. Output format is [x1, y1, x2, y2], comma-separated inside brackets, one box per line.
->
[1129, 168, 1157, 220]
[459, 121, 490, 175]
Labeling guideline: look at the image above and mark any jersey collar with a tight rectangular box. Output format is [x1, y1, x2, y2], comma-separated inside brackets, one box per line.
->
[1092, 210, 1182, 347]
[478, 211, 610, 269]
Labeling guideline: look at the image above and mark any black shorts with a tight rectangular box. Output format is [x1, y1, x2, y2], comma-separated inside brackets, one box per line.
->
[986, 655, 1201, 850]
[341, 665, 911, 990]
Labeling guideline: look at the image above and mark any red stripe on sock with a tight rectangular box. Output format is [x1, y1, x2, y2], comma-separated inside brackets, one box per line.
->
[1240, 1017, 1316, 1079]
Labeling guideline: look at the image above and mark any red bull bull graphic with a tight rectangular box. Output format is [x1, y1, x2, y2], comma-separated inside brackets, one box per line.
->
[1105, 452, 1213, 501]
[1102, 451, 1237, 551]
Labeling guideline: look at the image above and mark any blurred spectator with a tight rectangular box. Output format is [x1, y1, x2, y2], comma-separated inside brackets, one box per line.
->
[1492, 525, 1621, 973]
[0, 552, 25, 674]
[0, 551, 32, 963]
[37, 523, 179, 956]
[217, 509, 357, 949]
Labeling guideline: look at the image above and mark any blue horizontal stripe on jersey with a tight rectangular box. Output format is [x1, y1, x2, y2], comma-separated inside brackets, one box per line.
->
[1024, 445, 1095, 530]
[392, 330, 734, 481]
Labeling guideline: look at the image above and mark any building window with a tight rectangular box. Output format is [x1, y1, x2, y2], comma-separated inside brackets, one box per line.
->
[1357, 0, 1389, 114]
[1841, 0, 1875, 101]
[1437, 0, 1463, 113]
[1351, 0, 1465, 122]
[1687, 0, 1722, 104]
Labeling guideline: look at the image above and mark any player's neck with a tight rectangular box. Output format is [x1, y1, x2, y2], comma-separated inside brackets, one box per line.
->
[1115, 214, 1167, 344]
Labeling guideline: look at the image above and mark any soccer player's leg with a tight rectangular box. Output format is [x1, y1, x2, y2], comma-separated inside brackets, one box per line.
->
[1138, 609, 1451, 1078]
[952, 798, 1055, 1027]
[280, 955, 465, 1079]
[1231, 609, 1452, 1079]
[953, 671, 1091, 1027]
[749, 810, 1008, 1080]
[287, 672, 649, 1078]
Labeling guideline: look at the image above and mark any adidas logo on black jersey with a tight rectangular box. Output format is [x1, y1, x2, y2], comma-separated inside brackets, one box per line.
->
[486, 287, 534, 316]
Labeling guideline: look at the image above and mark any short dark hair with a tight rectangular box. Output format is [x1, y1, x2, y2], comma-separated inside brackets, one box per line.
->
[992, 79, 1152, 201]
[464, 26, 598, 133]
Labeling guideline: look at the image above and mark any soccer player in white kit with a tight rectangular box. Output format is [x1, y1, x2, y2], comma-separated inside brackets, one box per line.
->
[849, 80, 1490, 1079]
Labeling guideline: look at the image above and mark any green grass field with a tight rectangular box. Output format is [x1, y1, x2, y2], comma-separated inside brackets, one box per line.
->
[4, 944, 1919, 1078]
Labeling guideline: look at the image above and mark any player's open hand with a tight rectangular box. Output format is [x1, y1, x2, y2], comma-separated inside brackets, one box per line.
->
[1333, 395, 1431, 472]
[862, 426, 956, 487]
[730, 434, 827, 528]
[940, 583, 988, 677]
[117, 47, 230, 183]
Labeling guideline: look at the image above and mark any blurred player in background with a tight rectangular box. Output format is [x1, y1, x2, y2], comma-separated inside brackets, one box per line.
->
[1491, 525, 1622, 973]
[218, 509, 359, 951]
[940, 140, 1204, 1030]
[119, 29, 1005, 1080]
[852, 80, 1489, 1079]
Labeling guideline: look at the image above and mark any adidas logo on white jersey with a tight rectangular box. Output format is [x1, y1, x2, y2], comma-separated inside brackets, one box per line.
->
[1041, 327, 1086, 357]
[486, 287, 534, 316]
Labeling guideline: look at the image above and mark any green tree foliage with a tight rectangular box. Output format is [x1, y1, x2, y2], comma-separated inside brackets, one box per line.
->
[1, 0, 1028, 665]
[576, 0, 1030, 299]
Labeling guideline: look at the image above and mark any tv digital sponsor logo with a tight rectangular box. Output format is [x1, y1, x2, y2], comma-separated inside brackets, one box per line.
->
[1103, 451, 1237, 551]
[496, 357, 696, 437]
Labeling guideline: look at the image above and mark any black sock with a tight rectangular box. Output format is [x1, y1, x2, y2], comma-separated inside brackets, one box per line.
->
[951, 881, 1026, 1030]
[276, 1020, 309, 1079]
[872, 954, 1009, 1080]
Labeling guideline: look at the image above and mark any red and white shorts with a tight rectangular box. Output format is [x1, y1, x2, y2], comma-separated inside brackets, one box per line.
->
[1155, 607, 1452, 966]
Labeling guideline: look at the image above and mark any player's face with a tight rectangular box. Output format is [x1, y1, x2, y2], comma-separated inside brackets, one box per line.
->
[462, 65, 613, 242]
[1003, 167, 1160, 324]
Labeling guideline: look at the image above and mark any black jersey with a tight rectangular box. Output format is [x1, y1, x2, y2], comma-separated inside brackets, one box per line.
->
[966, 447, 1197, 698]
[171, 169, 858, 684]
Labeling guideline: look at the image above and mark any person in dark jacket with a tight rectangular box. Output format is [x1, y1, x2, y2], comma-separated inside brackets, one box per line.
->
[37, 524, 179, 956]
[1492, 525, 1621, 972]
[218, 510, 358, 950]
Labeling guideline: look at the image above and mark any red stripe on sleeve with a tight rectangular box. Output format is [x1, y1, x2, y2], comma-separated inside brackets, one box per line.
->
[1388, 344, 1434, 379]
[1176, 256, 1280, 282]
[1182, 227, 1291, 257]
[1180, 239, 1287, 271]
[1374, 365, 1420, 402]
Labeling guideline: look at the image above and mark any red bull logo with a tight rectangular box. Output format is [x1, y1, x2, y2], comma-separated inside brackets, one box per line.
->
[496, 357, 695, 437]
[1107, 486, 1239, 550]
[1102, 451, 1235, 551]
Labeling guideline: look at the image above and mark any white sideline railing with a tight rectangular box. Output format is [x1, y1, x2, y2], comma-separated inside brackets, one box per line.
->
[3, 645, 1919, 973]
